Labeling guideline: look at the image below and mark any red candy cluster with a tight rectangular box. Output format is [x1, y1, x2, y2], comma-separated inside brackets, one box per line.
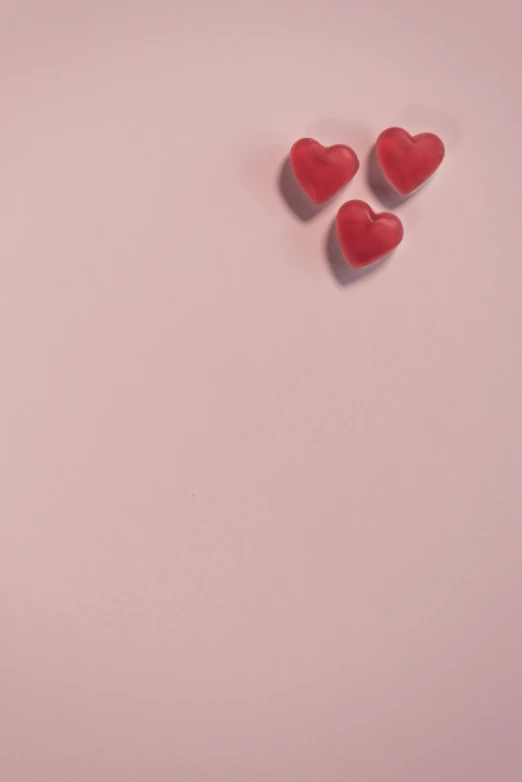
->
[288, 127, 445, 268]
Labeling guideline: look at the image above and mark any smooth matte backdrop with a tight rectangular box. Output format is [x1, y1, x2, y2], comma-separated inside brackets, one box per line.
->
[1, 1, 521, 781]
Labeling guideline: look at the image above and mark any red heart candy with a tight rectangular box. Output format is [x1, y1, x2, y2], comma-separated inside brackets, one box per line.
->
[290, 138, 359, 205]
[376, 127, 445, 195]
[336, 200, 404, 268]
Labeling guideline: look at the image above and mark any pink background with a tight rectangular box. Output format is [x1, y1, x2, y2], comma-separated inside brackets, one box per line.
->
[1, 1, 522, 781]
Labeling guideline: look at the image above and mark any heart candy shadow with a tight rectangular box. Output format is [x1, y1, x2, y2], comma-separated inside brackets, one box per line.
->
[277, 155, 328, 221]
[365, 144, 425, 210]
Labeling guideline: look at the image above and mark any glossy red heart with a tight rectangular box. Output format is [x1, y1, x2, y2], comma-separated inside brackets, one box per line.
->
[376, 127, 445, 195]
[336, 200, 404, 268]
[290, 138, 359, 205]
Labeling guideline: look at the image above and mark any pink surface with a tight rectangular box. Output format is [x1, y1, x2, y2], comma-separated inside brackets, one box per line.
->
[1, 2, 522, 781]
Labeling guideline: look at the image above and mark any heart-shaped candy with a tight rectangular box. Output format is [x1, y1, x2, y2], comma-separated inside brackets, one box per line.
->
[290, 138, 359, 205]
[336, 200, 404, 268]
[376, 127, 445, 195]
